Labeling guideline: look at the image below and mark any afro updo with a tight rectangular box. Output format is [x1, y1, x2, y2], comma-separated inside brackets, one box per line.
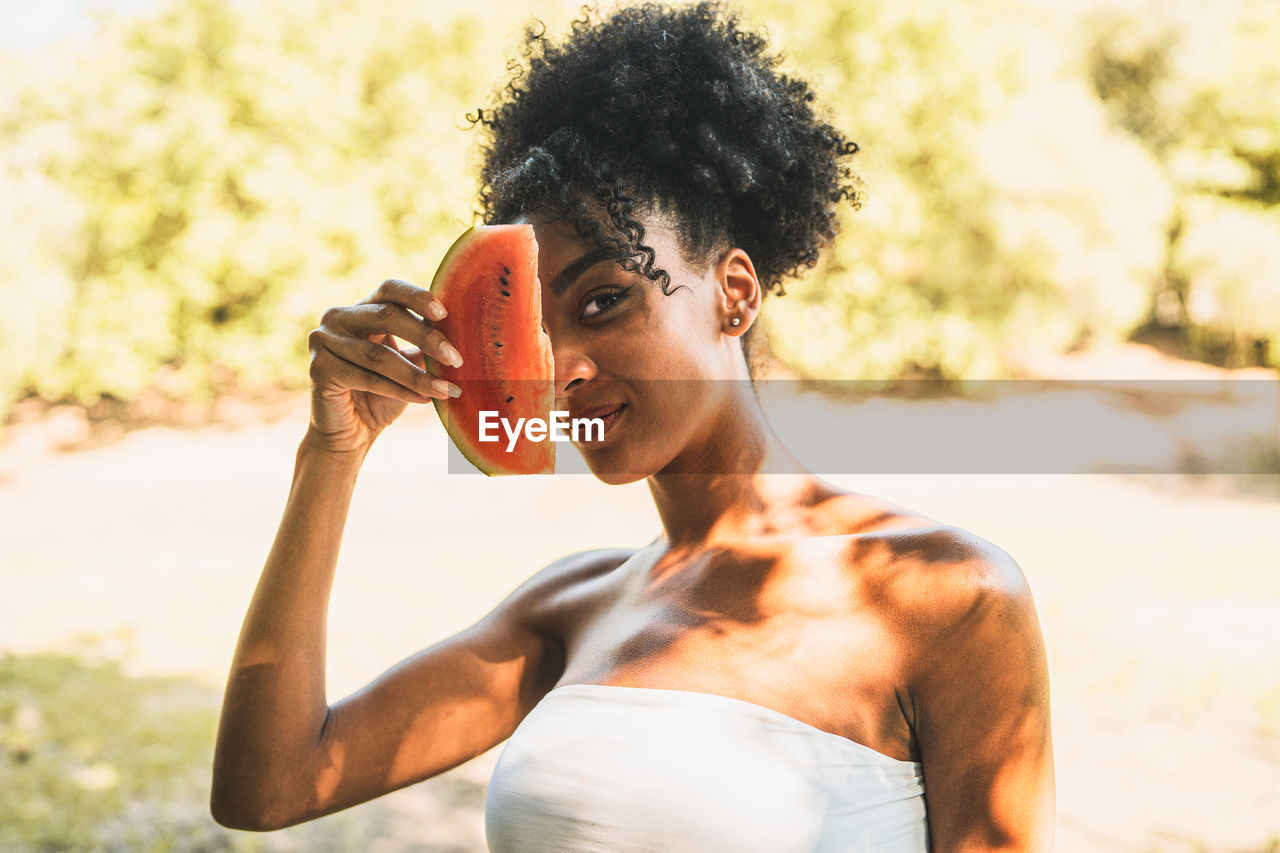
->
[468, 1, 862, 299]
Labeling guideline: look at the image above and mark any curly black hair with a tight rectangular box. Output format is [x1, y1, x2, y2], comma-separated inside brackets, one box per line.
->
[468, 0, 861, 305]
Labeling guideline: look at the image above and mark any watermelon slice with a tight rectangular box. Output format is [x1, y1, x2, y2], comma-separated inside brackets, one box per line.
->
[428, 224, 555, 475]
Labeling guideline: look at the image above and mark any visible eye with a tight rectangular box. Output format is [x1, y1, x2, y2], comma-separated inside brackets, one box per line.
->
[579, 286, 632, 321]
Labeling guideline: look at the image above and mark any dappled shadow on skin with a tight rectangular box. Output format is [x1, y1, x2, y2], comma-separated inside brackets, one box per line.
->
[592, 465, 936, 684]
[515, 544, 780, 695]
[600, 544, 783, 675]
[580, 410, 801, 663]
[235, 628, 547, 833]
[644, 542, 779, 621]
[851, 529, 1055, 850]
[866, 526, 982, 566]
[943, 696, 1053, 850]
[842, 526, 987, 627]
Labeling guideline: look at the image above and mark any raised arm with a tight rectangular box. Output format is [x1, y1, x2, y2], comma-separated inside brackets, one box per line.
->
[210, 278, 586, 830]
[210, 278, 458, 828]
[210, 433, 371, 829]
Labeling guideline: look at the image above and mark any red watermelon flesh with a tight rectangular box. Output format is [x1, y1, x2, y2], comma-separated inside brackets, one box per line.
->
[429, 225, 554, 475]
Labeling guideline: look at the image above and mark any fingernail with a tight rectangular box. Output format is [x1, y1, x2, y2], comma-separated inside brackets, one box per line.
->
[427, 302, 447, 320]
[440, 343, 463, 367]
[433, 379, 461, 398]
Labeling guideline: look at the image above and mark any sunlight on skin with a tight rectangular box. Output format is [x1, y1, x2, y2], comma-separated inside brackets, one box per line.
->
[237, 641, 285, 669]
[385, 695, 505, 784]
[313, 738, 346, 806]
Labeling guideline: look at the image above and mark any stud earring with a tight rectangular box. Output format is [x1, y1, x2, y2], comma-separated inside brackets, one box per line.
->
[730, 316, 742, 327]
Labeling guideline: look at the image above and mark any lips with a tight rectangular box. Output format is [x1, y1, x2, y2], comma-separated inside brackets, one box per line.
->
[569, 402, 626, 439]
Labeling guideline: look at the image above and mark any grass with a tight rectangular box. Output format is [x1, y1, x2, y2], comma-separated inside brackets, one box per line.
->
[0, 653, 386, 853]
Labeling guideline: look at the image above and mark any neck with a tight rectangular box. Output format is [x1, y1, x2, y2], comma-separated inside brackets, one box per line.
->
[646, 382, 814, 547]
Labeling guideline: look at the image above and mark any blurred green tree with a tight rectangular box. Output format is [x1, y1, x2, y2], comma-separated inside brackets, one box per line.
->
[1084, 0, 1280, 366]
[749, 0, 1175, 379]
[0, 0, 1276, 428]
[0, 0, 578, 423]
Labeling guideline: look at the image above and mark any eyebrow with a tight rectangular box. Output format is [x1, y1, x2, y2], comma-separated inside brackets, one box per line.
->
[549, 247, 624, 297]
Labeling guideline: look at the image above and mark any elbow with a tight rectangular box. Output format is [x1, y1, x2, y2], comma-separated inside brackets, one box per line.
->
[210, 790, 278, 832]
[210, 715, 331, 830]
[210, 794, 298, 832]
[210, 804, 269, 833]
[210, 770, 305, 832]
[210, 788, 261, 831]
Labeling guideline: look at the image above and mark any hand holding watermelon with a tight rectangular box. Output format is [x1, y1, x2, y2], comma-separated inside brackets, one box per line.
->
[305, 278, 464, 456]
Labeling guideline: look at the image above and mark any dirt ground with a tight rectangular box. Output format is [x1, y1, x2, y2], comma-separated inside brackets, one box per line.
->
[2, 343, 1278, 852]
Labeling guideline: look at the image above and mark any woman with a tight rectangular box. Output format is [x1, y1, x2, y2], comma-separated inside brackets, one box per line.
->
[211, 3, 1054, 850]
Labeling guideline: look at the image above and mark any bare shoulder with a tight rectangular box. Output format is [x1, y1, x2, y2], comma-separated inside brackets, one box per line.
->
[815, 489, 1031, 619]
[868, 524, 1030, 611]
[802, 490, 1054, 847]
[835, 522, 1054, 849]
[498, 546, 639, 637]
[838, 514, 1050, 713]
[812, 490, 1039, 655]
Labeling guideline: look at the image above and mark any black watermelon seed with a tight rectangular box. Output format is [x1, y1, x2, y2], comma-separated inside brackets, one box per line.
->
[503, 266, 511, 275]
[494, 342, 503, 347]
[501, 290, 511, 297]
[506, 395, 514, 403]
[499, 276, 509, 286]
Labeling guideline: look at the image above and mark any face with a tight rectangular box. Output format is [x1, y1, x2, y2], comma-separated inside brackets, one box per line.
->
[513, 212, 755, 484]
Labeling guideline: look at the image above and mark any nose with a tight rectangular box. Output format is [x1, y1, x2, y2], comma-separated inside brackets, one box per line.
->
[554, 341, 596, 396]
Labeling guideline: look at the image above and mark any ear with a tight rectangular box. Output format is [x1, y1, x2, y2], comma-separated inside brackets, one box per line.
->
[715, 247, 761, 337]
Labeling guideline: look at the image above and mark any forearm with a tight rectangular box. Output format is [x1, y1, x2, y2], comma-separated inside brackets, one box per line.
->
[212, 430, 369, 828]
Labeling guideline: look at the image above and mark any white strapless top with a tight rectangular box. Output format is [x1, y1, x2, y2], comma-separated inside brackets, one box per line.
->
[484, 683, 930, 852]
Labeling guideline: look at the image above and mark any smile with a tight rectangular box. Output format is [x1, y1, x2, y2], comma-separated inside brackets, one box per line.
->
[570, 402, 626, 441]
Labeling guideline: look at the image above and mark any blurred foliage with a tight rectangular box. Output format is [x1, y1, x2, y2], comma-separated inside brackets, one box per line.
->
[0, 0, 1277, 424]
[0, 0, 581, 424]
[1083, 0, 1280, 366]
[755, 0, 1277, 378]
[756, 0, 1125, 379]
[0, 654, 214, 850]
[0, 652, 386, 851]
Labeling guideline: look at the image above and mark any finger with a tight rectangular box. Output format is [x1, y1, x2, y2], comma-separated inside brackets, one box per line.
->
[311, 347, 439, 404]
[326, 303, 462, 368]
[362, 278, 447, 322]
[384, 336, 444, 382]
[313, 328, 460, 399]
[397, 347, 452, 399]
[401, 345, 429, 371]
[377, 333, 410, 360]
